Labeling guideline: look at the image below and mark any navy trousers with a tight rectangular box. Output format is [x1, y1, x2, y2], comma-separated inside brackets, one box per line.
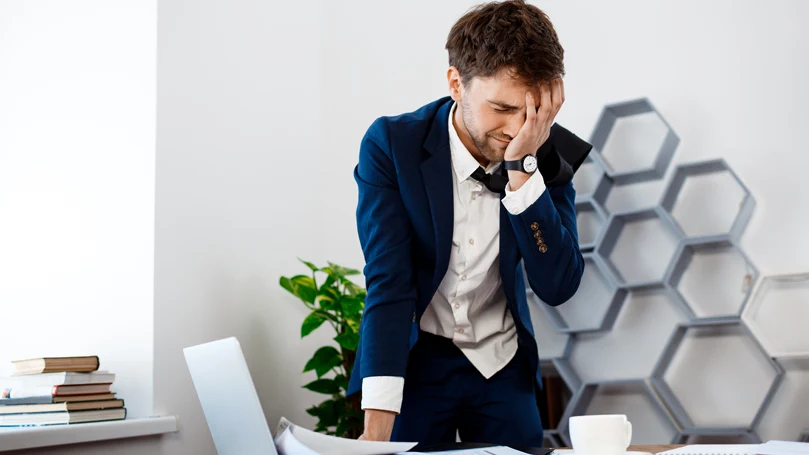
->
[390, 330, 544, 446]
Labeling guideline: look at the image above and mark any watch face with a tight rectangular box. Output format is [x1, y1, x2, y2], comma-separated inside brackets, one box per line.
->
[523, 155, 538, 173]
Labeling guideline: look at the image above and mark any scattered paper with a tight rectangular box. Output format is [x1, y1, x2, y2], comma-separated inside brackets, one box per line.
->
[273, 416, 417, 455]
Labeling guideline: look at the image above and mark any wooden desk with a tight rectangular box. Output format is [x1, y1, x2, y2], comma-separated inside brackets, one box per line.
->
[628, 445, 684, 453]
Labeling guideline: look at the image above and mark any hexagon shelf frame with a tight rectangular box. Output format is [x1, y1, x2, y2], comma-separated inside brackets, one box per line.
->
[556, 379, 679, 446]
[573, 155, 608, 201]
[530, 254, 626, 334]
[538, 357, 582, 441]
[589, 98, 679, 185]
[650, 321, 783, 431]
[528, 97, 809, 443]
[569, 284, 690, 384]
[596, 206, 683, 288]
[742, 272, 809, 359]
[660, 159, 755, 242]
[576, 197, 608, 252]
[666, 237, 758, 322]
[755, 357, 809, 443]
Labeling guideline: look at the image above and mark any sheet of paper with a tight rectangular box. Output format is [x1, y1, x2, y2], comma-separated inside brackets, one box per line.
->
[555, 451, 652, 455]
[657, 445, 761, 455]
[274, 426, 320, 455]
[274, 416, 417, 455]
[758, 441, 809, 455]
[400, 447, 530, 455]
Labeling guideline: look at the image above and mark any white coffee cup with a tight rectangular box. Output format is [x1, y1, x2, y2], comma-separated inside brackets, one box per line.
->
[569, 414, 632, 455]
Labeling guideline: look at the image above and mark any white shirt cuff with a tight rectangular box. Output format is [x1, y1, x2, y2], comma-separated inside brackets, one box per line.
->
[502, 170, 547, 215]
[361, 376, 404, 414]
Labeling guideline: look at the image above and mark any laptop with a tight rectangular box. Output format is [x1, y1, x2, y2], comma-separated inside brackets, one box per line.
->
[184, 337, 279, 455]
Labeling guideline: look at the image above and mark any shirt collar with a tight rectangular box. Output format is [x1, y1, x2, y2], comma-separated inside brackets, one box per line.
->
[448, 102, 500, 183]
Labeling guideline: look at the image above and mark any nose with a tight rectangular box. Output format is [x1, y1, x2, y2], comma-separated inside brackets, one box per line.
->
[502, 112, 523, 139]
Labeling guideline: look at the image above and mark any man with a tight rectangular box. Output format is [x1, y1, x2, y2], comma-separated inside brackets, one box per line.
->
[348, 0, 587, 447]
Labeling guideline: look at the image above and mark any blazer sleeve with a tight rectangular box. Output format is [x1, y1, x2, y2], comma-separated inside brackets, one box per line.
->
[508, 180, 585, 306]
[353, 117, 417, 381]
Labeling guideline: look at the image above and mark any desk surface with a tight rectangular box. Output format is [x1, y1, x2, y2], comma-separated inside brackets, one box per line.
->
[627, 445, 683, 453]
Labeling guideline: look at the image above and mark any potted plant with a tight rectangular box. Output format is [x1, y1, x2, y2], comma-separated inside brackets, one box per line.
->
[280, 259, 365, 438]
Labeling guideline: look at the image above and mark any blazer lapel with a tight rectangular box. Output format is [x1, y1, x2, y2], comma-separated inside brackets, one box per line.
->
[421, 99, 455, 292]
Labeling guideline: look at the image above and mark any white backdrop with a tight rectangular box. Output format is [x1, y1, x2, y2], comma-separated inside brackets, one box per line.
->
[0, 0, 155, 422]
[2, 1, 808, 453]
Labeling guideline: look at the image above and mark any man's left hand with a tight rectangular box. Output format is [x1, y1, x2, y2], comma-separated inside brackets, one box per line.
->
[504, 78, 564, 190]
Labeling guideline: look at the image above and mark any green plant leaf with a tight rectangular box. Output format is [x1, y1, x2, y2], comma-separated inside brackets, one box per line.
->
[320, 274, 337, 290]
[328, 262, 362, 277]
[334, 331, 360, 351]
[303, 346, 343, 378]
[306, 399, 339, 428]
[279, 277, 294, 295]
[290, 275, 317, 304]
[303, 378, 341, 395]
[334, 374, 348, 391]
[317, 286, 342, 311]
[340, 297, 364, 316]
[301, 312, 327, 338]
[339, 277, 364, 297]
[335, 419, 350, 439]
[345, 317, 360, 334]
[298, 258, 319, 272]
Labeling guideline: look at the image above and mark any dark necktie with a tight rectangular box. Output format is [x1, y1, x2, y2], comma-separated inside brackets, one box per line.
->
[470, 166, 508, 194]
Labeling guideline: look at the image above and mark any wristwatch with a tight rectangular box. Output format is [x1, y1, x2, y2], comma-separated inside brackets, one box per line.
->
[504, 154, 538, 173]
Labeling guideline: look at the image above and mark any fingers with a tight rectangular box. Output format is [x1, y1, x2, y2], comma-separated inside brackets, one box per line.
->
[525, 91, 537, 124]
[539, 82, 552, 123]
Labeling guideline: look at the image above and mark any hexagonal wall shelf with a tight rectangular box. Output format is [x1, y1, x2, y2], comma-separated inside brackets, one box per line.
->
[651, 322, 782, 429]
[573, 155, 607, 200]
[596, 207, 682, 287]
[569, 284, 689, 383]
[539, 358, 580, 441]
[589, 98, 679, 184]
[532, 254, 625, 333]
[667, 238, 758, 321]
[528, 289, 571, 361]
[556, 380, 679, 446]
[660, 159, 755, 241]
[592, 173, 668, 215]
[743, 272, 809, 358]
[542, 431, 564, 448]
[576, 197, 607, 252]
[756, 358, 809, 442]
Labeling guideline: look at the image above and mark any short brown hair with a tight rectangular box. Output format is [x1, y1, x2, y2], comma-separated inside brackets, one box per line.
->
[445, 0, 565, 86]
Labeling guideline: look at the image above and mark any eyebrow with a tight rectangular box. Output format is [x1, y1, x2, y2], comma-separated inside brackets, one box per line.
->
[488, 100, 520, 110]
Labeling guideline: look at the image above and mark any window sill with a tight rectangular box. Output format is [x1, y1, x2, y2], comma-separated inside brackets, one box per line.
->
[0, 416, 178, 452]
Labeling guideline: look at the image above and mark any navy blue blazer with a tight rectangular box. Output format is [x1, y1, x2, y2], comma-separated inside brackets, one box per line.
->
[347, 96, 585, 397]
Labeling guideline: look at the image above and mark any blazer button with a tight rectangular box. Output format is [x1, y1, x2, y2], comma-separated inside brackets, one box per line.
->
[531, 222, 539, 231]
[536, 237, 545, 246]
[533, 231, 542, 239]
[539, 244, 548, 253]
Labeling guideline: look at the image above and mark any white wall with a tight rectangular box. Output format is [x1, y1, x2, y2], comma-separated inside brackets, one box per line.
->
[154, 1, 809, 453]
[0, 0, 155, 427]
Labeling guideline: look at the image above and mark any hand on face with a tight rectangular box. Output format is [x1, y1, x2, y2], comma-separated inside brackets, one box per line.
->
[503, 78, 564, 162]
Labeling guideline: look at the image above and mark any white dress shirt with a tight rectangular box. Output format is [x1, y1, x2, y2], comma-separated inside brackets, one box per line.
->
[361, 103, 547, 413]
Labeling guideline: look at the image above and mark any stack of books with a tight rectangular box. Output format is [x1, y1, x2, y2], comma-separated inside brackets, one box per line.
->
[0, 356, 126, 427]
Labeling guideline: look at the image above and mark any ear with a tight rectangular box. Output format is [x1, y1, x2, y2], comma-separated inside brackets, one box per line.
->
[447, 67, 464, 102]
